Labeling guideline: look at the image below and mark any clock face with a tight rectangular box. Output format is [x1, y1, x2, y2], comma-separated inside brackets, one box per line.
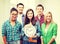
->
[24, 24, 36, 37]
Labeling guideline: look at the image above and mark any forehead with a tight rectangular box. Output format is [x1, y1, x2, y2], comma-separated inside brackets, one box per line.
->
[18, 5, 24, 7]
[46, 13, 51, 17]
[37, 6, 42, 9]
[11, 11, 17, 13]
[28, 11, 33, 13]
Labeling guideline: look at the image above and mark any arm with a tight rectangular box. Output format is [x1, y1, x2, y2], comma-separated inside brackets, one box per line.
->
[2, 23, 7, 44]
[36, 21, 41, 37]
[37, 22, 44, 44]
[21, 27, 25, 37]
[41, 24, 44, 44]
[48, 38, 55, 44]
[41, 36, 44, 44]
[48, 24, 57, 44]
[3, 36, 6, 44]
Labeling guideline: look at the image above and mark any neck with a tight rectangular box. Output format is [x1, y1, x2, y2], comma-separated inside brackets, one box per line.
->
[10, 19, 16, 27]
[38, 13, 43, 16]
[29, 21, 32, 25]
[10, 19, 16, 23]
[38, 15, 41, 19]
[46, 22, 50, 25]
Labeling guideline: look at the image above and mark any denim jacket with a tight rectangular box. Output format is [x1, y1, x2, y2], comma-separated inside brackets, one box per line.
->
[21, 21, 41, 41]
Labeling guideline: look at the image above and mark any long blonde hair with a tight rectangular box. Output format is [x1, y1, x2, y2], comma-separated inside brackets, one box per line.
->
[44, 12, 54, 23]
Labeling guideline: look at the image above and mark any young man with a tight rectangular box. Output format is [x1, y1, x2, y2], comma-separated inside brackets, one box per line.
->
[2, 8, 22, 44]
[17, 3, 25, 44]
[35, 4, 44, 44]
[35, 4, 44, 26]
[17, 3, 25, 27]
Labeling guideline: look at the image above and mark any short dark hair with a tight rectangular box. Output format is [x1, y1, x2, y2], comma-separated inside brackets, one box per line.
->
[36, 4, 44, 10]
[10, 7, 18, 13]
[17, 3, 24, 7]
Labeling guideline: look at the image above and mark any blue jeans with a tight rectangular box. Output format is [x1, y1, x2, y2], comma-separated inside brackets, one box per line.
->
[29, 42, 37, 44]
[7, 40, 20, 44]
[23, 41, 29, 44]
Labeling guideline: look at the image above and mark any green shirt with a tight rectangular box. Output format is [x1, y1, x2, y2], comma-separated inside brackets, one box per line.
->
[41, 22, 57, 44]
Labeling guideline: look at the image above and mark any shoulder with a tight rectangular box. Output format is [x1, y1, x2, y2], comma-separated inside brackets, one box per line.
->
[52, 22, 57, 27]
[42, 23, 45, 26]
[35, 20, 40, 25]
[3, 20, 9, 25]
[16, 21, 22, 25]
[41, 23, 46, 27]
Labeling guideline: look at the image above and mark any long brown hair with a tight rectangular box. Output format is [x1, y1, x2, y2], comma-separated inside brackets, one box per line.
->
[24, 9, 36, 26]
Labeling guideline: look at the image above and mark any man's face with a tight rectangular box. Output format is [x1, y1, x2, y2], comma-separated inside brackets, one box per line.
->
[17, 5, 24, 14]
[36, 6, 43, 15]
[10, 11, 18, 21]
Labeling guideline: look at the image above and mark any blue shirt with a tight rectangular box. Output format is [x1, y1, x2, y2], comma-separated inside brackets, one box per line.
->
[2, 20, 22, 42]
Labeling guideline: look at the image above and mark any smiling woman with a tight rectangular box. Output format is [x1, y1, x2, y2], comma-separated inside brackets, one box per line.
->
[41, 12, 57, 44]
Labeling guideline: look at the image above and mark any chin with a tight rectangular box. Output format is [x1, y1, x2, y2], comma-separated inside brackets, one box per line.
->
[13, 19, 16, 21]
[47, 20, 50, 22]
[12, 19, 16, 21]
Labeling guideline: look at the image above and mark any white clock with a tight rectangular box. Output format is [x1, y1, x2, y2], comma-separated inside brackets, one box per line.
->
[23, 24, 36, 37]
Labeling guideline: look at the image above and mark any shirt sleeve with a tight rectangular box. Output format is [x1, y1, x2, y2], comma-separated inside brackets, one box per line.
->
[41, 23, 44, 37]
[52, 24, 57, 37]
[2, 23, 7, 36]
[21, 28, 25, 36]
[36, 21, 42, 37]
[52, 36, 56, 39]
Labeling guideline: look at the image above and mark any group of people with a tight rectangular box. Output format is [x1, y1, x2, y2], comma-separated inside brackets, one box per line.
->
[2, 3, 57, 44]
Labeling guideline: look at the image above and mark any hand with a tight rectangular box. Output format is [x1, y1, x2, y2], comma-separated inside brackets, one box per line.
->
[3, 36, 6, 44]
[32, 35, 37, 38]
[28, 37, 37, 42]
[48, 42, 51, 44]
[41, 42, 44, 44]
[4, 42, 6, 44]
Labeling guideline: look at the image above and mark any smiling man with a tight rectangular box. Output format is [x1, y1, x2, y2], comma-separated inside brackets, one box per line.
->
[2, 8, 22, 44]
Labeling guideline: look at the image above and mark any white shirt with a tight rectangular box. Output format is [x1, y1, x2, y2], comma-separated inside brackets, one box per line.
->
[17, 14, 23, 24]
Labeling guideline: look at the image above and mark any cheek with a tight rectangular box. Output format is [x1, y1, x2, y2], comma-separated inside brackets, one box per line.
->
[12, 15, 17, 19]
[46, 17, 51, 22]
[10, 15, 14, 18]
[37, 10, 43, 13]
[28, 14, 33, 19]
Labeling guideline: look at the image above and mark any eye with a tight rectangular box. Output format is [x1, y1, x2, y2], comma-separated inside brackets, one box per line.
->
[12, 14, 17, 15]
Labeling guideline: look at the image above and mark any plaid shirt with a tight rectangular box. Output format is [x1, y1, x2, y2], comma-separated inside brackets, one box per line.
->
[35, 14, 44, 26]
[2, 20, 22, 42]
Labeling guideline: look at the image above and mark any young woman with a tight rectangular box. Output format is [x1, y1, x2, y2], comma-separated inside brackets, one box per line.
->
[41, 12, 57, 44]
[21, 9, 41, 44]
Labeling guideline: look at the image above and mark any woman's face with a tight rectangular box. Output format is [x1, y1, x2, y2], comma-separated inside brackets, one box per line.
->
[46, 13, 52, 23]
[27, 11, 33, 20]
